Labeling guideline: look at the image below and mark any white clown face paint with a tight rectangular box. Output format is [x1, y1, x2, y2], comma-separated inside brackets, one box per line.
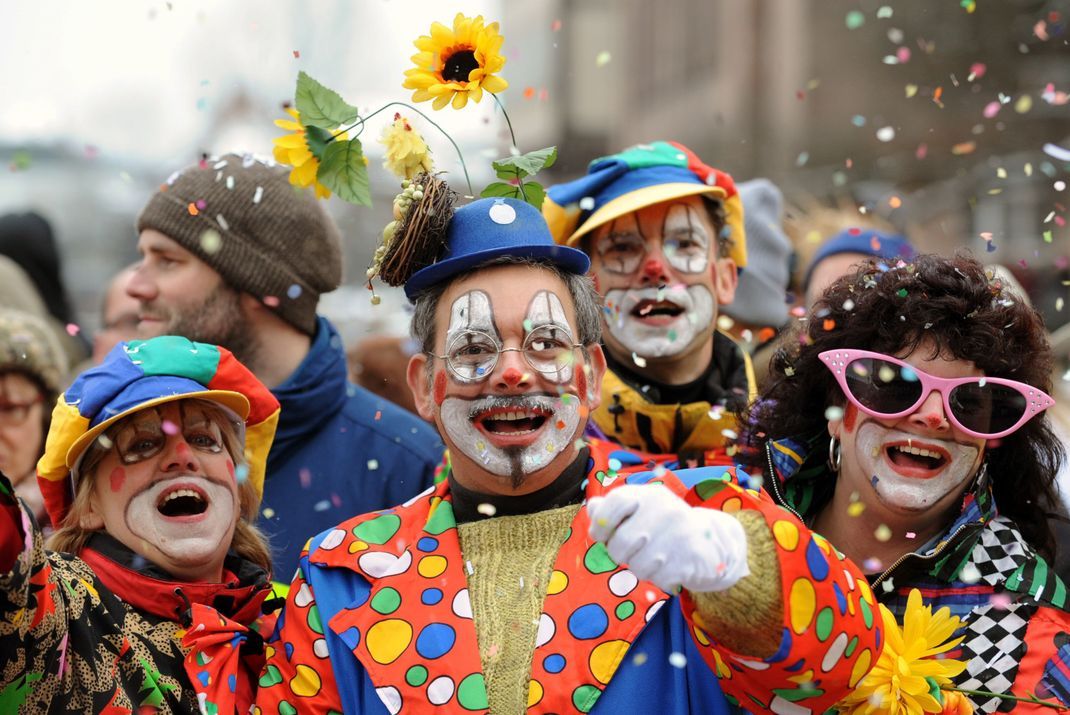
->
[440, 392, 582, 479]
[602, 284, 715, 358]
[428, 273, 595, 492]
[525, 290, 576, 384]
[85, 401, 242, 581]
[125, 475, 239, 565]
[851, 423, 981, 512]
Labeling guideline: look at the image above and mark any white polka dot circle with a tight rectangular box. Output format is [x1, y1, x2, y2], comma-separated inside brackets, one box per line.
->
[488, 201, 517, 225]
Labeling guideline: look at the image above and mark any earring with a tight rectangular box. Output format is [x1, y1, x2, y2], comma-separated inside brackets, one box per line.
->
[827, 435, 842, 474]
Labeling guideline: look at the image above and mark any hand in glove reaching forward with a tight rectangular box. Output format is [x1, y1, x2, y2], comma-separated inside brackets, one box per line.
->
[587, 484, 750, 594]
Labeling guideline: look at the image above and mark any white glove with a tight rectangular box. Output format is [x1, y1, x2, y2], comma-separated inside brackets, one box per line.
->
[587, 484, 750, 593]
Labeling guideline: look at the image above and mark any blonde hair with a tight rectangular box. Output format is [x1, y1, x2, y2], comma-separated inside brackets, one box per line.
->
[46, 399, 273, 576]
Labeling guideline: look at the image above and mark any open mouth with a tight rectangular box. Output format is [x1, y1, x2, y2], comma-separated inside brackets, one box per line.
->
[156, 486, 209, 518]
[475, 408, 550, 435]
[885, 443, 949, 474]
[631, 299, 684, 319]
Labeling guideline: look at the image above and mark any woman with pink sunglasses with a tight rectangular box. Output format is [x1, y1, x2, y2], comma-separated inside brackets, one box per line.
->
[742, 253, 1070, 710]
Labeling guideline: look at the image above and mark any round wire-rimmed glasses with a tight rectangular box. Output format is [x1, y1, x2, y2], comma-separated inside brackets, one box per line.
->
[429, 327, 583, 381]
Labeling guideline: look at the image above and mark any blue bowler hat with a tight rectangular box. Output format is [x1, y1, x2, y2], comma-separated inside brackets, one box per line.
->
[404, 197, 591, 300]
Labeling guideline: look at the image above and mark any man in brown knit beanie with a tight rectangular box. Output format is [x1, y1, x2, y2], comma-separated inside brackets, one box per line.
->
[129, 153, 443, 581]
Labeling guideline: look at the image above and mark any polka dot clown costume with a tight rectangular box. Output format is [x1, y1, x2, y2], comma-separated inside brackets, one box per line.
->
[256, 198, 880, 714]
[0, 335, 280, 713]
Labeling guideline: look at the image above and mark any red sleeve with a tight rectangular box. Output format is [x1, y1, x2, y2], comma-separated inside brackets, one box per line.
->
[1010, 605, 1070, 710]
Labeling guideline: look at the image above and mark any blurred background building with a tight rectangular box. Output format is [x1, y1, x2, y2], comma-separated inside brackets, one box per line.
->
[1, 0, 1068, 342]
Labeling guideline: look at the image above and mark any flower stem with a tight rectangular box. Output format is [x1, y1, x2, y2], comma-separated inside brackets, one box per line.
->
[490, 94, 528, 201]
[334, 102, 474, 196]
[949, 688, 1069, 710]
[491, 93, 518, 151]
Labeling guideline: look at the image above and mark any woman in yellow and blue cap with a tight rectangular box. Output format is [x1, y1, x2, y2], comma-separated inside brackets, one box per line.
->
[0, 335, 280, 714]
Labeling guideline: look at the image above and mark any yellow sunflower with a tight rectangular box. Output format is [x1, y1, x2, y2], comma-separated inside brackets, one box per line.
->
[837, 589, 968, 715]
[272, 107, 344, 199]
[403, 13, 508, 110]
[380, 113, 434, 180]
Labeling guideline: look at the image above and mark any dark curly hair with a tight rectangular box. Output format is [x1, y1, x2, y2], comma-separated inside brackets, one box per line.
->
[742, 253, 1064, 558]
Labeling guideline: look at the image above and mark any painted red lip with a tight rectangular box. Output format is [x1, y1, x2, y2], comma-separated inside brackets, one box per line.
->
[882, 439, 952, 479]
[473, 406, 552, 448]
[155, 481, 211, 522]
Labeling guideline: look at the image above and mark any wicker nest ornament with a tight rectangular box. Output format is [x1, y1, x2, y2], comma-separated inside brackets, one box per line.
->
[368, 173, 457, 293]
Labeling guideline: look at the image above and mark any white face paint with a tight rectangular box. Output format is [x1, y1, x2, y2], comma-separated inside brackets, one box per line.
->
[661, 203, 711, 275]
[602, 284, 715, 359]
[440, 393, 582, 479]
[444, 290, 497, 383]
[593, 203, 711, 276]
[854, 424, 981, 511]
[525, 290, 575, 384]
[125, 475, 238, 565]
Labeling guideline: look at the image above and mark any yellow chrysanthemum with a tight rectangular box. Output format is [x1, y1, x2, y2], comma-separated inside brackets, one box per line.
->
[837, 589, 969, 715]
[272, 107, 344, 199]
[380, 113, 434, 180]
[402, 13, 508, 110]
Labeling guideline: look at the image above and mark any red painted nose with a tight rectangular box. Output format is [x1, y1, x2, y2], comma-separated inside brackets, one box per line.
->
[642, 258, 665, 279]
[501, 367, 523, 386]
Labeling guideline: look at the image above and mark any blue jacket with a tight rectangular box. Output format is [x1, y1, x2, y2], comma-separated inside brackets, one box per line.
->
[258, 316, 444, 579]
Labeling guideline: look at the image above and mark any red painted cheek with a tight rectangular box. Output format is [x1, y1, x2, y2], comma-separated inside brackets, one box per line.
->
[109, 467, 126, 493]
[576, 368, 588, 400]
[842, 403, 858, 432]
[226, 458, 235, 481]
[433, 370, 447, 406]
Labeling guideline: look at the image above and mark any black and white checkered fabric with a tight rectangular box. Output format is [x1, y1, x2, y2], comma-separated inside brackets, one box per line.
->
[957, 602, 1035, 712]
[969, 517, 1030, 586]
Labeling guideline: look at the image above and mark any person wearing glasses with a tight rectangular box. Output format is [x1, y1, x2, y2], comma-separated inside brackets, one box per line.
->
[0, 308, 68, 527]
[257, 197, 878, 715]
[742, 253, 1070, 709]
[0, 335, 281, 713]
[544, 142, 753, 468]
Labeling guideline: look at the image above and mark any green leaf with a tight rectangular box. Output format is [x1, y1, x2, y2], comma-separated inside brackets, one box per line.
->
[481, 181, 523, 199]
[304, 125, 332, 161]
[295, 71, 359, 129]
[491, 146, 558, 180]
[480, 180, 547, 209]
[318, 139, 371, 206]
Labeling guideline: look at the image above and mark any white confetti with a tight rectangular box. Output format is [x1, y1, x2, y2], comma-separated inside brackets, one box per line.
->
[253, 186, 264, 204]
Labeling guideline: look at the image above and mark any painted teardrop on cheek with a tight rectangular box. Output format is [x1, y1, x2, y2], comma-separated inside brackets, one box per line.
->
[433, 370, 447, 406]
[109, 467, 126, 493]
[226, 458, 235, 481]
[576, 365, 588, 402]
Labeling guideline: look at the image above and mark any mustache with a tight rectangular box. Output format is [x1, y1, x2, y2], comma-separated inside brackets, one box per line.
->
[464, 394, 562, 421]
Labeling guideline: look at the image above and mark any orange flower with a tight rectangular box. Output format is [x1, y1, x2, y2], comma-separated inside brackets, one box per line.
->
[939, 690, 974, 715]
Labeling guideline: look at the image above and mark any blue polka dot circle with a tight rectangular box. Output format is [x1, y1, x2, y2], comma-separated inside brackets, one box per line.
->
[417, 536, 439, 552]
[421, 588, 443, 606]
[567, 603, 609, 640]
[543, 653, 566, 673]
[415, 622, 456, 659]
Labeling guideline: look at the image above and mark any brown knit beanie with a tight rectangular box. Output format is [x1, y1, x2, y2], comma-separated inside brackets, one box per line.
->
[136, 153, 343, 335]
[0, 307, 68, 396]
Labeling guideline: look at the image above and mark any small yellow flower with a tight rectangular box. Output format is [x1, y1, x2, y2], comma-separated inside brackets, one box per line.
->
[272, 107, 344, 199]
[380, 113, 434, 180]
[403, 13, 508, 110]
[837, 589, 968, 715]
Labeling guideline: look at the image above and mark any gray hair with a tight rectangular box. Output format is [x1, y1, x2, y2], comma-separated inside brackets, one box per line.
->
[410, 256, 603, 354]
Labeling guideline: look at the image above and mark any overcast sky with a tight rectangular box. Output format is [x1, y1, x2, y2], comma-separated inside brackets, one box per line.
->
[1, 0, 505, 168]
